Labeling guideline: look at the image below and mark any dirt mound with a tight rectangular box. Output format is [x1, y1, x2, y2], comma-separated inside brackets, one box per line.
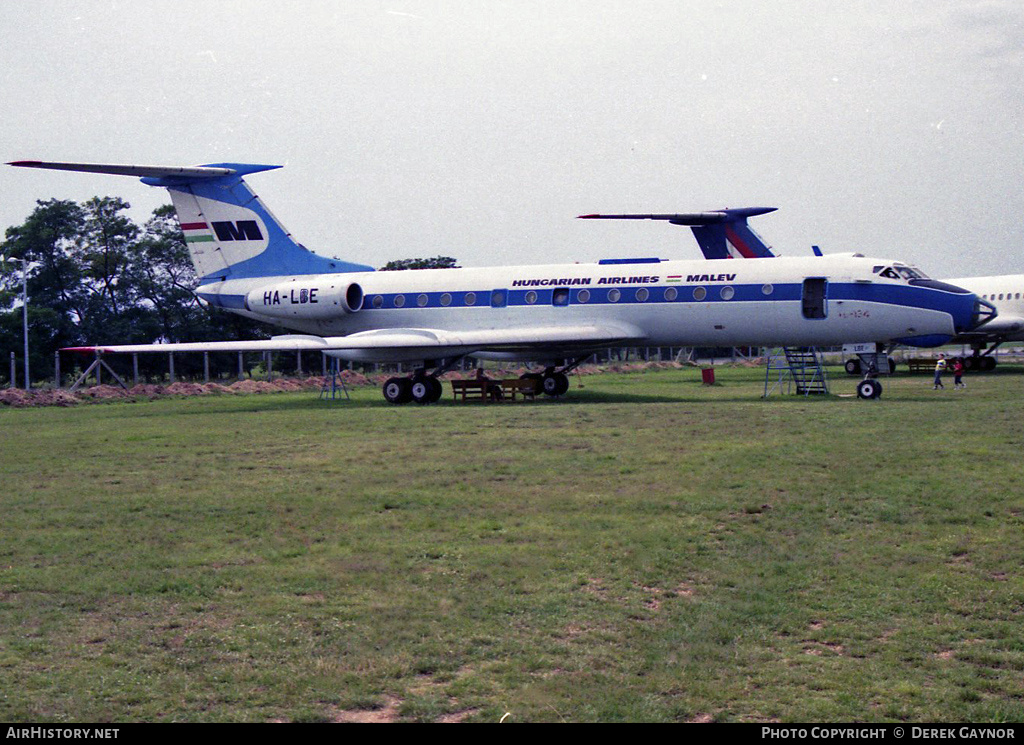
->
[77, 384, 131, 400]
[128, 384, 166, 398]
[271, 378, 306, 391]
[227, 379, 280, 394]
[32, 389, 81, 407]
[0, 389, 36, 407]
[164, 382, 214, 396]
[1, 388, 83, 407]
[8, 363, 698, 408]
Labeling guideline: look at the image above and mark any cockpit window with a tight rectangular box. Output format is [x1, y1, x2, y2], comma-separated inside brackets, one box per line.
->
[895, 264, 928, 280]
[877, 264, 930, 281]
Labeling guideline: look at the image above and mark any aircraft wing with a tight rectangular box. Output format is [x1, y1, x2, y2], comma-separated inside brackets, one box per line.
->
[63, 323, 645, 357]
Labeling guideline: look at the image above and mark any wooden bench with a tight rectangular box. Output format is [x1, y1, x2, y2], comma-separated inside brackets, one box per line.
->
[450, 377, 539, 402]
[450, 379, 491, 402]
[498, 378, 539, 401]
[906, 358, 938, 374]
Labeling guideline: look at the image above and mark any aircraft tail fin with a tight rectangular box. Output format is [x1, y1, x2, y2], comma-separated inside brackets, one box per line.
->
[579, 207, 778, 259]
[7, 160, 374, 282]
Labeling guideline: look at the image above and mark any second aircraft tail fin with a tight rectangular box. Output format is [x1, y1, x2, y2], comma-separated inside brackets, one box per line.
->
[579, 207, 778, 259]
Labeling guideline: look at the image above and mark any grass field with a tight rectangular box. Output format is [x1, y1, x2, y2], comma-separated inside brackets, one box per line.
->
[1, 365, 1023, 722]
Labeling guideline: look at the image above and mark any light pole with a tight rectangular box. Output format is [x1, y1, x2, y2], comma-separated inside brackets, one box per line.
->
[0, 254, 29, 389]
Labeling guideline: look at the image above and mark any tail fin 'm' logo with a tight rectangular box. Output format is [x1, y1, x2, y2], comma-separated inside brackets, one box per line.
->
[212, 220, 263, 241]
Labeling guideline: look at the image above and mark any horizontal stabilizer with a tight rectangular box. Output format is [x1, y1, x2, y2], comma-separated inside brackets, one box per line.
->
[578, 207, 777, 225]
[7, 160, 240, 180]
[580, 207, 778, 259]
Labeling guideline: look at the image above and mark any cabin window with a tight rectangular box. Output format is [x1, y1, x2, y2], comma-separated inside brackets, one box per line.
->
[802, 278, 827, 319]
[372, 295, 383, 308]
[693, 286, 707, 301]
[762, 284, 773, 295]
[464, 292, 476, 306]
[552, 288, 570, 306]
[607, 289, 621, 303]
[720, 286, 735, 300]
[491, 290, 506, 308]
[636, 288, 649, 302]
[394, 294, 406, 308]
[525, 290, 538, 304]
[664, 287, 678, 301]
[440, 293, 452, 306]
[577, 289, 591, 303]
[417, 294, 429, 307]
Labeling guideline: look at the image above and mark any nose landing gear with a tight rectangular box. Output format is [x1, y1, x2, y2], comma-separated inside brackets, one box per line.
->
[856, 378, 882, 399]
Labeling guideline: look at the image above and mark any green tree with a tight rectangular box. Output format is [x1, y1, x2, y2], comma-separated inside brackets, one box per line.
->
[1, 199, 88, 325]
[2, 196, 295, 384]
[379, 256, 459, 271]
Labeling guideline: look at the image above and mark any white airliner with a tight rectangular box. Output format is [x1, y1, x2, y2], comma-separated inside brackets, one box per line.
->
[8, 160, 996, 401]
[943, 275, 1024, 370]
[591, 211, 1019, 371]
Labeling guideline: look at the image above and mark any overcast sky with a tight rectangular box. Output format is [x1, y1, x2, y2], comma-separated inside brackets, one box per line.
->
[2, 1, 1022, 276]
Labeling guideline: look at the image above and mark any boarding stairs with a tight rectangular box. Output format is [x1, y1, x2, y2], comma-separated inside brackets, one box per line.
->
[763, 347, 829, 397]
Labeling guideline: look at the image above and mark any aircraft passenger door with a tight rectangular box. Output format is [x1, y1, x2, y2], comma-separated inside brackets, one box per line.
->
[802, 278, 827, 319]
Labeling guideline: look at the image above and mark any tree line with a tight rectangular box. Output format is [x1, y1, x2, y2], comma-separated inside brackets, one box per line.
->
[0, 196, 458, 386]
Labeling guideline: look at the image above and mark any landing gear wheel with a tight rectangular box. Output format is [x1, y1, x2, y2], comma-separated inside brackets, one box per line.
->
[520, 372, 543, 396]
[845, 359, 862, 375]
[383, 377, 413, 404]
[412, 377, 444, 404]
[411, 376, 444, 404]
[888, 358, 897, 375]
[410, 378, 431, 404]
[541, 372, 570, 397]
[856, 379, 882, 399]
[981, 356, 997, 372]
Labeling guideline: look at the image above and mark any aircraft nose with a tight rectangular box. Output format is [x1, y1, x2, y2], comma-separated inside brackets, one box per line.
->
[909, 279, 991, 334]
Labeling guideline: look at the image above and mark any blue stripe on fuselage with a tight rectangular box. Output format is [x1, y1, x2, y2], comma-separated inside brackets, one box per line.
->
[353, 281, 971, 319]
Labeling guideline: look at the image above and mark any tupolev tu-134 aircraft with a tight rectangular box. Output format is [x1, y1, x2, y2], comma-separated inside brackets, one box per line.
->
[586, 210, 1019, 372]
[8, 160, 996, 402]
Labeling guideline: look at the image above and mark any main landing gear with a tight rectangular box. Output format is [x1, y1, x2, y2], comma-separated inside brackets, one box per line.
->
[381, 356, 590, 405]
[519, 368, 570, 397]
[383, 373, 444, 405]
[963, 346, 998, 372]
[521, 357, 591, 398]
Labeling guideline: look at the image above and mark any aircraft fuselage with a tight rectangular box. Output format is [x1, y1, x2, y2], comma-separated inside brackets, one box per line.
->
[197, 253, 979, 362]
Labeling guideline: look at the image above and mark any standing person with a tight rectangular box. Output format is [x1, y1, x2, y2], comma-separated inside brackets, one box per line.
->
[953, 357, 966, 389]
[933, 354, 947, 389]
